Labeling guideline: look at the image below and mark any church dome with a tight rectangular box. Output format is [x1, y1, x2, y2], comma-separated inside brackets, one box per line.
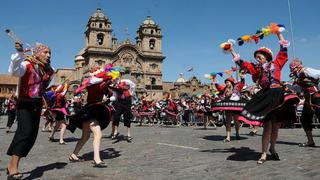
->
[90, 8, 108, 21]
[176, 73, 186, 83]
[143, 16, 155, 25]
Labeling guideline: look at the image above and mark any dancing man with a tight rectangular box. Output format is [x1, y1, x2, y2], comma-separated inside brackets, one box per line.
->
[289, 58, 320, 147]
[7, 41, 54, 179]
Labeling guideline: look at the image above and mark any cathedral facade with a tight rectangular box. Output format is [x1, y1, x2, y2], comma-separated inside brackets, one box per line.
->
[55, 8, 165, 99]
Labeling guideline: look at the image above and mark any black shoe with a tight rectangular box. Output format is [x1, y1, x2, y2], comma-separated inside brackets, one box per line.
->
[269, 149, 280, 161]
[92, 160, 107, 168]
[49, 137, 58, 142]
[235, 135, 241, 140]
[299, 142, 316, 147]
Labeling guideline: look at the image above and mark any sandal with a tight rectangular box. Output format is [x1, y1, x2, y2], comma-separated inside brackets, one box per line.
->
[69, 154, 84, 162]
[92, 160, 107, 168]
[59, 142, 67, 145]
[223, 138, 231, 143]
[127, 136, 133, 143]
[257, 158, 266, 164]
[111, 132, 119, 139]
[269, 149, 280, 161]
[299, 142, 316, 147]
[249, 131, 257, 136]
[7, 173, 23, 180]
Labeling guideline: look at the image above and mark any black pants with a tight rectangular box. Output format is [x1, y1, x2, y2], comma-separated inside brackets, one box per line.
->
[6, 109, 16, 128]
[7, 100, 42, 157]
[301, 96, 320, 132]
[113, 99, 132, 128]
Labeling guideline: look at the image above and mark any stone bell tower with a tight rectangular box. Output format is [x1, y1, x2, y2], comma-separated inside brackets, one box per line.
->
[135, 16, 165, 99]
[136, 16, 162, 54]
[85, 8, 113, 51]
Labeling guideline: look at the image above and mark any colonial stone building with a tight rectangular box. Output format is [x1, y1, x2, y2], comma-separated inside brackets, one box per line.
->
[0, 74, 18, 102]
[55, 8, 165, 99]
[163, 74, 211, 99]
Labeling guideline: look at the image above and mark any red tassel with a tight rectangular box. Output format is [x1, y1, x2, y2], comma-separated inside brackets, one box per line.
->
[223, 44, 231, 50]
[252, 35, 259, 44]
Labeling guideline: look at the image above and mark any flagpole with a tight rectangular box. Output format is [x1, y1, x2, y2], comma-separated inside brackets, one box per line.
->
[287, 0, 296, 58]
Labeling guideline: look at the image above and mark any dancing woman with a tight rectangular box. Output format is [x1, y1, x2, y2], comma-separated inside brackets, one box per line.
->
[228, 32, 299, 164]
[212, 76, 246, 142]
[67, 67, 112, 167]
[48, 85, 69, 145]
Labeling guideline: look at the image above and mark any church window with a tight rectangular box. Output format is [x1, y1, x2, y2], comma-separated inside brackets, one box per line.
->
[137, 77, 142, 83]
[99, 23, 103, 28]
[96, 60, 104, 66]
[61, 76, 66, 82]
[150, 63, 158, 69]
[97, 33, 104, 45]
[151, 30, 154, 34]
[149, 39, 155, 50]
[151, 77, 156, 85]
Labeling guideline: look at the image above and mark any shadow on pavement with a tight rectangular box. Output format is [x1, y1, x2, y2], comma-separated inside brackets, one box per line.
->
[200, 147, 261, 161]
[81, 148, 121, 161]
[23, 162, 67, 180]
[63, 137, 80, 143]
[193, 127, 217, 130]
[276, 140, 300, 146]
[202, 135, 248, 141]
[112, 135, 129, 144]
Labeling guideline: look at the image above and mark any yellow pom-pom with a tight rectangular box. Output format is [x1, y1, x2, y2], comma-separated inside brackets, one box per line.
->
[262, 27, 271, 36]
[219, 42, 228, 49]
[108, 71, 120, 79]
[241, 35, 252, 43]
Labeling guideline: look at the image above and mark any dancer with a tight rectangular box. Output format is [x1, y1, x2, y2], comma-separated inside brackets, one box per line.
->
[5, 94, 17, 133]
[7, 41, 54, 179]
[48, 82, 70, 144]
[289, 58, 320, 147]
[111, 78, 136, 142]
[227, 32, 299, 164]
[67, 66, 113, 167]
[212, 76, 246, 142]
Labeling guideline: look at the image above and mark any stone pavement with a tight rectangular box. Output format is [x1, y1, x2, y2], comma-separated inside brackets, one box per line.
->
[0, 115, 319, 180]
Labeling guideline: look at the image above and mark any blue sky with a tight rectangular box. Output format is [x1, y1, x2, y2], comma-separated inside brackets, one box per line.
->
[0, 0, 319, 84]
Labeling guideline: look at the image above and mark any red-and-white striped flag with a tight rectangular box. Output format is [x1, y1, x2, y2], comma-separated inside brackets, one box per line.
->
[187, 67, 194, 72]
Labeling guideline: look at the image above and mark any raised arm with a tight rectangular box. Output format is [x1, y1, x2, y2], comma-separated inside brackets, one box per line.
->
[8, 42, 28, 77]
[229, 46, 258, 76]
[274, 33, 289, 69]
